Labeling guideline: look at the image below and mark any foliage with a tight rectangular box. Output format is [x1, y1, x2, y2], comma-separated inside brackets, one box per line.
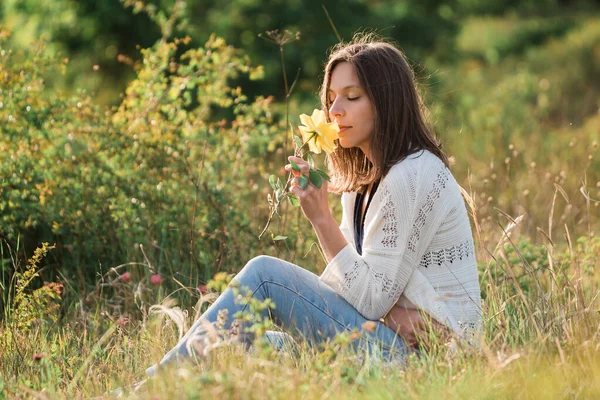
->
[456, 15, 575, 64]
[0, 24, 307, 308]
[2, 0, 569, 104]
[431, 18, 600, 242]
[1, 242, 62, 378]
[4, 243, 61, 332]
[0, 0, 164, 104]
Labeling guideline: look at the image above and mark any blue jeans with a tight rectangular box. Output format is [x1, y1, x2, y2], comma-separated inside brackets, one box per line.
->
[146, 255, 409, 375]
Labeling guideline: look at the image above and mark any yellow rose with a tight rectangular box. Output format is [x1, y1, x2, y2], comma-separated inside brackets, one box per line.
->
[298, 109, 339, 154]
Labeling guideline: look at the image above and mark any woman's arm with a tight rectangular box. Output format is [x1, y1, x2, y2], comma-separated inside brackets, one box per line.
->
[286, 156, 348, 263]
[310, 214, 348, 264]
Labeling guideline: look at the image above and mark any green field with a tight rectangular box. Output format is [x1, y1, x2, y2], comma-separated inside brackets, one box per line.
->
[1, 1, 600, 398]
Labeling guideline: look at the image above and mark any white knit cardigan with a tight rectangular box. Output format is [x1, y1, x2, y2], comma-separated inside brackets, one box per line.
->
[320, 150, 482, 339]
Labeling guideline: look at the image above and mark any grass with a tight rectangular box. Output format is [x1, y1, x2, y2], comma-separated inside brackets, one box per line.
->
[1, 196, 598, 399]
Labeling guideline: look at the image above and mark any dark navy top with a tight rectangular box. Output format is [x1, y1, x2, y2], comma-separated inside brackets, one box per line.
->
[353, 180, 380, 256]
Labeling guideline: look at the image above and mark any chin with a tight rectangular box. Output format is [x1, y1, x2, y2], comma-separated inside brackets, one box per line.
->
[338, 138, 354, 149]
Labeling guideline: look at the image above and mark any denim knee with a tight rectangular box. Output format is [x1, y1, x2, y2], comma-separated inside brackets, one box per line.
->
[237, 255, 282, 280]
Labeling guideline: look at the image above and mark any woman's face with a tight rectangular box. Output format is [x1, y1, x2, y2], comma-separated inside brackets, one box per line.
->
[327, 62, 375, 158]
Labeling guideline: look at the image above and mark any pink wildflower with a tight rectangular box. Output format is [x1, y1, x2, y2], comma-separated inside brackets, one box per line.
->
[150, 274, 162, 285]
[121, 272, 131, 283]
[33, 353, 45, 362]
[198, 284, 208, 294]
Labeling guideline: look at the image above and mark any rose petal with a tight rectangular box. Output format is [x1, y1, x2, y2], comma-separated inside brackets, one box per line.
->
[311, 109, 326, 126]
[309, 137, 322, 154]
[299, 113, 315, 131]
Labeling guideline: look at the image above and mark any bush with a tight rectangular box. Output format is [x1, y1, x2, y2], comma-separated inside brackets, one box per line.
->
[0, 27, 304, 303]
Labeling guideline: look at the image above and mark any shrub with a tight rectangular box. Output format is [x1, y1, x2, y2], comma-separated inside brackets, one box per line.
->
[0, 27, 299, 303]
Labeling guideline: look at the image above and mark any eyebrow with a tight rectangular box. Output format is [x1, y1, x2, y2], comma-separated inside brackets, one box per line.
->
[327, 85, 361, 93]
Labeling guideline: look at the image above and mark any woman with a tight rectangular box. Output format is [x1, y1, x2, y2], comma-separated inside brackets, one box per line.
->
[147, 36, 481, 376]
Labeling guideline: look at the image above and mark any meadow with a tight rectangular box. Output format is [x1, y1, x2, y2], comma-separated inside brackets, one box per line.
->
[1, 4, 600, 399]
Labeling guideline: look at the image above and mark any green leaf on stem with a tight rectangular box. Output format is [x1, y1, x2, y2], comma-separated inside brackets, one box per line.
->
[307, 154, 315, 170]
[273, 235, 288, 241]
[294, 135, 303, 149]
[309, 169, 323, 188]
[288, 193, 300, 207]
[269, 174, 276, 190]
[317, 169, 331, 182]
[275, 189, 284, 202]
[290, 160, 301, 173]
[298, 175, 309, 190]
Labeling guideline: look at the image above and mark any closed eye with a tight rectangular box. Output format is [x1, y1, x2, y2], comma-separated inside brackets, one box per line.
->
[328, 95, 360, 103]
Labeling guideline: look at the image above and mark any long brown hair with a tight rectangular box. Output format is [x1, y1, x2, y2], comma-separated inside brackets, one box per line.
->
[321, 34, 448, 194]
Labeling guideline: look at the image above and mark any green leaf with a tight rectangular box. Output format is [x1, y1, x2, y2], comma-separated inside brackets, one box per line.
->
[294, 136, 303, 149]
[287, 194, 300, 207]
[298, 175, 309, 190]
[290, 160, 301, 173]
[273, 235, 288, 241]
[309, 169, 323, 188]
[269, 174, 276, 190]
[307, 154, 315, 170]
[275, 189, 284, 202]
[317, 169, 331, 182]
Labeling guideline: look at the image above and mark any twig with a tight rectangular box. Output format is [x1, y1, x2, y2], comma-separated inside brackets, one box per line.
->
[258, 137, 314, 240]
[322, 5, 342, 42]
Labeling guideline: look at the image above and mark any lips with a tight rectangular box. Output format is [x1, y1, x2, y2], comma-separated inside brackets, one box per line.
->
[338, 125, 351, 133]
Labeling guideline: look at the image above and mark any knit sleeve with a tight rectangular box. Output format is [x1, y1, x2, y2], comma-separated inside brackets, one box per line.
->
[338, 192, 355, 248]
[319, 155, 452, 320]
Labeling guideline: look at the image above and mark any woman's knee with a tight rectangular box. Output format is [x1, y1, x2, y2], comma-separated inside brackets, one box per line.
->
[235, 255, 275, 281]
[237, 255, 297, 284]
[242, 255, 284, 275]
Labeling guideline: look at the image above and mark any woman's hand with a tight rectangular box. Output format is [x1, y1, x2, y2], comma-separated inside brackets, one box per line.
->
[383, 306, 450, 348]
[383, 306, 426, 348]
[285, 156, 331, 225]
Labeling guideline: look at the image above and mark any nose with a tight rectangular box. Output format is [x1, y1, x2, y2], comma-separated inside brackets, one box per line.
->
[329, 97, 345, 118]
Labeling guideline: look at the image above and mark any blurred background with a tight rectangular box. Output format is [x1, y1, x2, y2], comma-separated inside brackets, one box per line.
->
[1, 0, 599, 311]
[2, 0, 597, 104]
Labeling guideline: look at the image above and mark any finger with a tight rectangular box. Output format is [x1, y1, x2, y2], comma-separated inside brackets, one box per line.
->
[289, 185, 304, 198]
[287, 165, 307, 176]
[304, 183, 320, 194]
[287, 156, 310, 174]
[284, 164, 302, 177]
[402, 334, 417, 348]
[406, 309, 427, 330]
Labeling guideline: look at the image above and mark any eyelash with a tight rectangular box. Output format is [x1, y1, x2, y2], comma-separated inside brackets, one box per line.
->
[329, 96, 359, 103]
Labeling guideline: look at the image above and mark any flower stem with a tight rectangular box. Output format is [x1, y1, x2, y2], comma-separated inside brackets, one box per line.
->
[259, 132, 319, 240]
[294, 132, 317, 157]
